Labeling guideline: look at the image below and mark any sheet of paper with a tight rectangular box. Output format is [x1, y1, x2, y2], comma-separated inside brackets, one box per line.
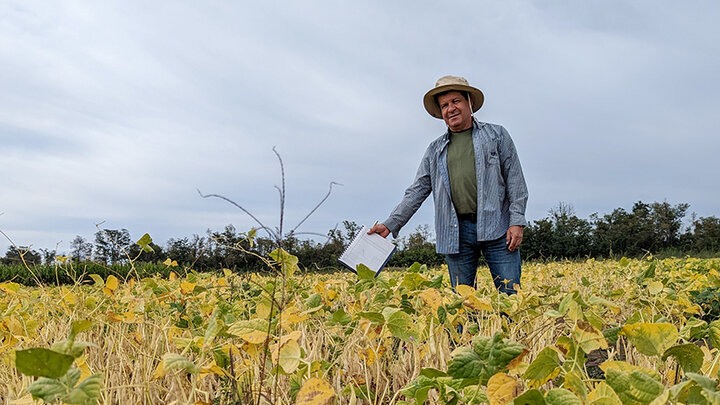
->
[338, 225, 396, 273]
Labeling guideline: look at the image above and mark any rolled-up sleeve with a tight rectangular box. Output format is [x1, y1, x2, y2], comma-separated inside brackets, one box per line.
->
[499, 126, 528, 227]
[383, 148, 433, 237]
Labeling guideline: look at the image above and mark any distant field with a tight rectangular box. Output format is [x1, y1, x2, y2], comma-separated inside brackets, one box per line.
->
[1, 256, 720, 404]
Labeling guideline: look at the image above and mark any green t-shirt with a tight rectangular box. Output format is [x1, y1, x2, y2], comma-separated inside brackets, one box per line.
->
[447, 128, 477, 215]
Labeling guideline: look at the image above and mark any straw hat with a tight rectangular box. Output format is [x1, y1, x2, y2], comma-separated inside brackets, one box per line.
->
[423, 75, 484, 119]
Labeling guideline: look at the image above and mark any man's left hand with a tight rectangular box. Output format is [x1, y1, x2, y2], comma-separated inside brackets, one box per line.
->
[506, 225, 523, 251]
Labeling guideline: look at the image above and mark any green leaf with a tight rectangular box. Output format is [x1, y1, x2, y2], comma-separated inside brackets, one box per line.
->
[203, 311, 223, 348]
[563, 370, 588, 401]
[524, 347, 561, 383]
[269, 248, 299, 278]
[448, 333, 524, 384]
[619, 257, 630, 267]
[545, 388, 583, 405]
[25, 377, 67, 403]
[662, 344, 704, 374]
[358, 311, 385, 324]
[51, 340, 93, 359]
[385, 309, 417, 342]
[62, 373, 103, 404]
[136, 233, 154, 253]
[400, 272, 429, 291]
[709, 320, 720, 349]
[15, 348, 75, 378]
[485, 333, 525, 371]
[163, 353, 199, 374]
[88, 274, 104, 287]
[447, 347, 486, 380]
[701, 388, 720, 405]
[685, 372, 718, 390]
[621, 323, 679, 357]
[70, 320, 93, 338]
[588, 381, 622, 405]
[419, 368, 448, 378]
[304, 293, 323, 309]
[329, 308, 352, 326]
[514, 389, 546, 405]
[680, 318, 708, 340]
[605, 368, 664, 405]
[464, 385, 490, 404]
[356, 263, 376, 280]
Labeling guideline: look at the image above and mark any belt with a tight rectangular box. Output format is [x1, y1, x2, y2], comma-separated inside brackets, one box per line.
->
[458, 213, 477, 222]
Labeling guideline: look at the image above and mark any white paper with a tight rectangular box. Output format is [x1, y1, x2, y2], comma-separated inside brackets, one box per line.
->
[338, 225, 396, 273]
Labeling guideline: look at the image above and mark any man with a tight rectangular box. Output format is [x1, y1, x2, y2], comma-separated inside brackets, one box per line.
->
[368, 75, 528, 294]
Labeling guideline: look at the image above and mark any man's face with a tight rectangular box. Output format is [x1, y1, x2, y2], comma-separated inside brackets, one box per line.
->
[437, 91, 472, 132]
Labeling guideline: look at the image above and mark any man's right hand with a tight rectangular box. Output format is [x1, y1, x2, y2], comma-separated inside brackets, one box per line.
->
[368, 223, 390, 238]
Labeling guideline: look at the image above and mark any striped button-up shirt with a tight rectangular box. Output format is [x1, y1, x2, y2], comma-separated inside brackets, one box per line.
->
[383, 120, 528, 254]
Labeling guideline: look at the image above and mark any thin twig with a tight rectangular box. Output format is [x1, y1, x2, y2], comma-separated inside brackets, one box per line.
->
[292, 181, 342, 233]
[197, 189, 278, 241]
[272, 147, 286, 246]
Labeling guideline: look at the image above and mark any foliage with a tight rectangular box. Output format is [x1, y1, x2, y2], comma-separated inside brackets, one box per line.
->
[2, 251, 720, 403]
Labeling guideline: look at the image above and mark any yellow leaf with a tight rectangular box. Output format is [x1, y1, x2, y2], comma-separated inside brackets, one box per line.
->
[600, 361, 661, 380]
[128, 330, 143, 345]
[102, 287, 113, 297]
[464, 295, 494, 312]
[151, 361, 165, 380]
[8, 394, 36, 405]
[227, 319, 269, 345]
[621, 323, 678, 357]
[56, 255, 69, 263]
[216, 277, 228, 287]
[647, 281, 663, 295]
[107, 311, 123, 323]
[200, 363, 230, 378]
[7, 316, 25, 336]
[106, 275, 119, 290]
[169, 271, 178, 281]
[163, 258, 178, 267]
[361, 347, 378, 366]
[325, 289, 337, 302]
[588, 381, 622, 405]
[280, 330, 303, 344]
[280, 306, 308, 329]
[0, 282, 21, 294]
[180, 282, 196, 295]
[456, 284, 476, 298]
[272, 339, 301, 373]
[296, 377, 335, 405]
[487, 373, 520, 405]
[77, 355, 93, 381]
[419, 288, 443, 312]
[574, 320, 608, 353]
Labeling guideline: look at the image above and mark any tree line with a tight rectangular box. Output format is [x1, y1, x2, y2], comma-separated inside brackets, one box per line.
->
[2, 201, 719, 272]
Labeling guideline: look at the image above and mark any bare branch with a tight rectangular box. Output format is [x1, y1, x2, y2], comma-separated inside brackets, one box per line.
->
[197, 189, 279, 241]
[272, 147, 286, 240]
[291, 181, 342, 233]
[288, 231, 332, 240]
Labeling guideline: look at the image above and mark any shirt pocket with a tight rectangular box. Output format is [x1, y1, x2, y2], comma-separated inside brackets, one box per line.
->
[486, 149, 500, 166]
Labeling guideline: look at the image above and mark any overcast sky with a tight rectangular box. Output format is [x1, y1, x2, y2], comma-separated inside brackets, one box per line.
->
[2, 1, 719, 255]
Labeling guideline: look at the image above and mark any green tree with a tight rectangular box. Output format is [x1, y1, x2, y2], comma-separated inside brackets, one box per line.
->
[70, 236, 92, 262]
[93, 229, 131, 265]
[691, 216, 720, 252]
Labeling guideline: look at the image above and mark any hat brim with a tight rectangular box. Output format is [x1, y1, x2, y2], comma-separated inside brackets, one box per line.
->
[423, 84, 484, 119]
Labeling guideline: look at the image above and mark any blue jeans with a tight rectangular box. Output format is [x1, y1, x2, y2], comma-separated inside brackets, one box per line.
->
[445, 219, 521, 294]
